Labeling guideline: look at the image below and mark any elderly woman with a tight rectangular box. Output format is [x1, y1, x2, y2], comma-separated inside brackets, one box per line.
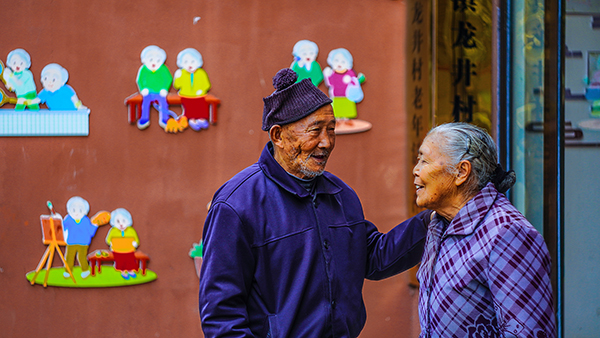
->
[413, 123, 556, 337]
[173, 48, 211, 131]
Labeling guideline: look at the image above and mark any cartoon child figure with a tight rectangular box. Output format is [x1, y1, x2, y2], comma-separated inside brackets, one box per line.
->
[62, 196, 98, 279]
[323, 48, 365, 122]
[105, 208, 140, 280]
[173, 48, 211, 131]
[37, 63, 85, 110]
[291, 40, 323, 87]
[2, 49, 39, 111]
[136, 45, 173, 130]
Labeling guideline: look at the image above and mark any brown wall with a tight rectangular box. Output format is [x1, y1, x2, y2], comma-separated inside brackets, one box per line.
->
[0, 1, 420, 337]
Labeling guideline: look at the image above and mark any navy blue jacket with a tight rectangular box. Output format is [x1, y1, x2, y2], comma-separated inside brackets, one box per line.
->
[199, 142, 429, 338]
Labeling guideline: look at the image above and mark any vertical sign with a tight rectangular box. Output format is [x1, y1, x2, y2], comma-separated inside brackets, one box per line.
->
[405, 0, 432, 288]
[435, 0, 493, 132]
[406, 0, 431, 217]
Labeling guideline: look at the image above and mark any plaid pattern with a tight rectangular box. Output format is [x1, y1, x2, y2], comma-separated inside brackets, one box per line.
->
[417, 183, 556, 338]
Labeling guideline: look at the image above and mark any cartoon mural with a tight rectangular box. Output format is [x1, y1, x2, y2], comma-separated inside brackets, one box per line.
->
[0, 49, 91, 137]
[3, 49, 39, 111]
[174, 48, 212, 131]
[291, 40, 323, 87]
[62, 196, 103, 279]
[37, 63, 86, 111]
[125, 46, 221, 134]
[136, 45, 173, 130]
[585, 53, 600, 117]
[26, 200, 156, 288]
[323, 48, 371, 134]
[105, 208, 140, 280]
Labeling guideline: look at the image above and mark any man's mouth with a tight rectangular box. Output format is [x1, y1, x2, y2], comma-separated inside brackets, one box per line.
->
[415, 183, 424, 192]
[310, 152, 329, 163]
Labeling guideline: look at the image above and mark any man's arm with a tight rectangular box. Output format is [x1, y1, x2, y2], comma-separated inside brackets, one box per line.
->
[199, 202, 255, 338]
[488, 224, 556, 338]
[364, 209, 431, 280]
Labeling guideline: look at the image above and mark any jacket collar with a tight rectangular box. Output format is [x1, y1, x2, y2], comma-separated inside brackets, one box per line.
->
[434, 182, 499, 236]
[258, 142, 342, 198]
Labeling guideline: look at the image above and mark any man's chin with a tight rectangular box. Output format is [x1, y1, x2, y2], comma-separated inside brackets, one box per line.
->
[300, 167, 325, 178]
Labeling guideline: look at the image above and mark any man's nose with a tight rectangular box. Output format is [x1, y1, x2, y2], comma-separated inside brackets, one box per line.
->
[318, 132, 334, 148]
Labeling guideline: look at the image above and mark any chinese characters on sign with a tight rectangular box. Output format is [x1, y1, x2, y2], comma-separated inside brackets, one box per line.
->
[406, 0, 431, 216]
[436, 0, 492, 132]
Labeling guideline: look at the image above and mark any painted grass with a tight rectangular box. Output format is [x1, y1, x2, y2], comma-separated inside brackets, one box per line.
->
[26, 266, 157, 288]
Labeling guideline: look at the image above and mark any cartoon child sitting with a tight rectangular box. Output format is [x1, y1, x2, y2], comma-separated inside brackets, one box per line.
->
[2, 49, 39, 111]
[62, 196, 98, 279]
[105, 208, 140, 280]
[173, 48, 211, 131]
[136, 45, 173, 130]
[37, 63, 85, 110]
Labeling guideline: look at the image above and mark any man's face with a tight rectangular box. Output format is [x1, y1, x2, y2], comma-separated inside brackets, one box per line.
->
[68, 203, 87, 222]
[41, 69, 62, 92]
[143, 51, 165, 72]
[276, 105, 336, 179]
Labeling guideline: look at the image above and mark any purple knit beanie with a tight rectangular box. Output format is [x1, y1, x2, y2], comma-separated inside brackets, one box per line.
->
[262, 68, 332, 131]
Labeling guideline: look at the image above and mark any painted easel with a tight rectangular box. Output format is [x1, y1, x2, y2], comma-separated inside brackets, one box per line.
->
[30, 201, 76, 287]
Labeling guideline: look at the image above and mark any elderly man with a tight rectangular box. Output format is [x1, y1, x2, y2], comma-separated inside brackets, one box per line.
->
[199, 68, 430, 338]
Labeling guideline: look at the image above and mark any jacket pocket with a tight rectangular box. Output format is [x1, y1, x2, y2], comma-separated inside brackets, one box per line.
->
[266, 314, 280, 338]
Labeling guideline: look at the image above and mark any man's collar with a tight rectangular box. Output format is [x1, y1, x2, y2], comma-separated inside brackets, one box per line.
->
[434, 183, 499, 236]
[258, 142, 342, 198]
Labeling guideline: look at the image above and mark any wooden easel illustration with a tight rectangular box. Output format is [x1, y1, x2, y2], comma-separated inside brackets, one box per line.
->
[30, 201, 76, 287]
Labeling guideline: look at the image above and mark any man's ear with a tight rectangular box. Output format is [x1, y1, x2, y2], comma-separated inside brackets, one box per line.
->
[455, 160, 472, 186]
[269, 125, 284, 148]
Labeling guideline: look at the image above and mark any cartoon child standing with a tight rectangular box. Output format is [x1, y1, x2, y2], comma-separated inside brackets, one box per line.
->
[173, 48, 211, 131]
[291, 40, 323, 87]
[323, 48, 365, 122]
[136, 45, 173, 130]
[2, 48, 39, 111]
[62, 196, 98, 279]
[37, 63, 85, 110]
[105, 208, 140, 280]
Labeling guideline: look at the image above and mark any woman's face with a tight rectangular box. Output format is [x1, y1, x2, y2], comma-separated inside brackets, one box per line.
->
[331, 53, 349, 73]
[412, 136, 459, 215]
[180, 54, 200, 73]
[113, 214, 131, 231]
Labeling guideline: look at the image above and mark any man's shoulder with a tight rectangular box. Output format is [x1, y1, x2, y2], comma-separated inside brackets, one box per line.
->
[212, 163, 264, 202]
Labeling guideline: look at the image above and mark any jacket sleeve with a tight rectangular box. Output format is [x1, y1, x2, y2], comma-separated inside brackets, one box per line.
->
[364, 209, 430, 280]
[487, 224, 557, 338]
[199, 201, 256, 338]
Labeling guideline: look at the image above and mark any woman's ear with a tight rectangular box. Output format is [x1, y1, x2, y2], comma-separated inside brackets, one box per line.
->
[455, 160, 472, 186]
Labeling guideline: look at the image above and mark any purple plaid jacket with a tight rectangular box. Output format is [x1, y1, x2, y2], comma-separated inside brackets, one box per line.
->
[417, 183, 556, 338]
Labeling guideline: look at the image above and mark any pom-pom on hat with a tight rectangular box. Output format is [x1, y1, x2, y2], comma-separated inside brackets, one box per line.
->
[262, 68, 332, 131]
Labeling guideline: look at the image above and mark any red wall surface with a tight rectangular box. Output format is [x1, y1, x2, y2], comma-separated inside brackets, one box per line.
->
[0, 1, 420, 337]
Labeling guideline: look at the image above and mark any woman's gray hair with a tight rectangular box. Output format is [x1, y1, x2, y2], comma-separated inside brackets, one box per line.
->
[426, 122, 516, 194]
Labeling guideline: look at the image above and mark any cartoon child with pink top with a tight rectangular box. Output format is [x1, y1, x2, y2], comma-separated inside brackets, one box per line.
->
[323, 48, 365, 122]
